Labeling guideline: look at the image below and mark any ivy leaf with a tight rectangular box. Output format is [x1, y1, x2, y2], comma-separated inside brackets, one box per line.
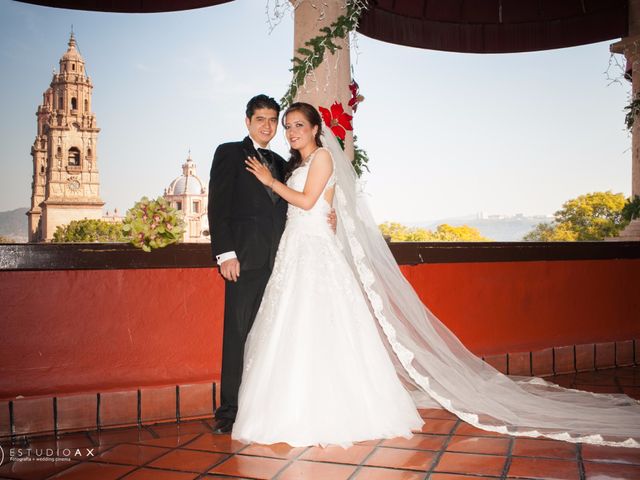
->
[297, 47, 313, 56]
[282, 5, 366, 113]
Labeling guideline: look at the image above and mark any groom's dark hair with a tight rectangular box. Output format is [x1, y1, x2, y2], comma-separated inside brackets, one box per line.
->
[246, 94, 281, 119]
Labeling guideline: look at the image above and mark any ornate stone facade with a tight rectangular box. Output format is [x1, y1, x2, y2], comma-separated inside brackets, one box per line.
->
[27, 33, 104, 242]
[163, 154, 209, 243]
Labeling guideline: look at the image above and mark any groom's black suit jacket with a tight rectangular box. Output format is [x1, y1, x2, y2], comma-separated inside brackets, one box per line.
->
[208, 136, 288, 271]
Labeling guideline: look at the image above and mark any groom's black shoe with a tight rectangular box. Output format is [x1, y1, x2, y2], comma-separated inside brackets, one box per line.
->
[212, 417, 234, 434]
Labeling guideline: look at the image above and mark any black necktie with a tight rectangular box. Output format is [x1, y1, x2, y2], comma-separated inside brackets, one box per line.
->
[257, 148, 273, 166]
[256, 148, 278, 203]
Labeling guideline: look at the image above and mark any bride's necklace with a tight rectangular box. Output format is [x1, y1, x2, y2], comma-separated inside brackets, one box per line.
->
[303, 147, 320, 164]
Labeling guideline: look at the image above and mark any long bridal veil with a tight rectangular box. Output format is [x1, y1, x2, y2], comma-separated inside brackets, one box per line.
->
[322, 131, 640, 448]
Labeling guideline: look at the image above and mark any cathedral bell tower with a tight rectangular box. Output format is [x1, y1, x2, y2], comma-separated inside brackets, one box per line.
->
[27, 33, 104, 242]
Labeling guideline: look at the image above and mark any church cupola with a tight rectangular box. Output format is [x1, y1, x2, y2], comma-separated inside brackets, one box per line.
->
[182, 154, 197, 177]
[163, 153, 209, 243]
[51, 32, 94, 120]
[59, 32, 86, 78]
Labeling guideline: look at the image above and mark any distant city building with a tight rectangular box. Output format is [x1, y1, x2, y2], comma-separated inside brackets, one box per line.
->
[163, 154, 209, 243]
[27, 33, 104, 242]
[102, 208, 124, 223]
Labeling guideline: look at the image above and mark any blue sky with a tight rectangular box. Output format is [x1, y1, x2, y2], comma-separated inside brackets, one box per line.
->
[0, 0, 632, 224]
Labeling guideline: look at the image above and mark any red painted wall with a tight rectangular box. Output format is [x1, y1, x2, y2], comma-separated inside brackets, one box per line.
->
[399, 259, 640, 355]
[1, 268, 224, 400]
[1, 259, 638, 400]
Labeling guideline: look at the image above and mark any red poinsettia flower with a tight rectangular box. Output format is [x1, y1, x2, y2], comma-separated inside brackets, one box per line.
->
[319, 101, 353, 141]
[348, 80, 364, 112]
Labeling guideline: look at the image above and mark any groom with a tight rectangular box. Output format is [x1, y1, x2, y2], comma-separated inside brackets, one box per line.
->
[207, 94, 288, 433]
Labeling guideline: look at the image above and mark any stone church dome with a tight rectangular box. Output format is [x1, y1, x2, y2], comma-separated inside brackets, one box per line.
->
[166, 155, 206, 196]
[163, 153, 209, 243]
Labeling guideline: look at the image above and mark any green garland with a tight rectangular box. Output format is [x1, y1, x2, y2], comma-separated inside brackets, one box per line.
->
[624, 95, 640, 131]
[622, 195, 640, 221]
[353, 135, 370, 177]
[281, 1, 368, 108]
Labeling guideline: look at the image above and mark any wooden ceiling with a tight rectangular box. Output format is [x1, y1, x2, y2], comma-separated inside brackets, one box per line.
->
[16, 0, 233, 14]
[17, 0, 629, 53]
[357, 0, 629, 53]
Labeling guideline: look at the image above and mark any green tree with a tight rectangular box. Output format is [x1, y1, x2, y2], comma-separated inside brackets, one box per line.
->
[523, 222, 578, 242]
[379, 222, 491, 242]
[379, 222, 412, 241]
[525, 191, 628, 241]
[428, 224, 491, 241]
[52, 219, 129, 243]
[622, 195, 640, 222]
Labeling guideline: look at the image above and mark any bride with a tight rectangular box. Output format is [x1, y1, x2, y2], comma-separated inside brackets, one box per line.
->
[236, 102, 640, 448]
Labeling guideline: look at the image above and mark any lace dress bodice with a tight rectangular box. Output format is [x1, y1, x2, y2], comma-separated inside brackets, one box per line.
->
[285, 147, 335, 225]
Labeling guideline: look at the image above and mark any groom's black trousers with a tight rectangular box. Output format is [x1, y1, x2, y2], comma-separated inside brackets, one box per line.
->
[216, 265, 272, 421]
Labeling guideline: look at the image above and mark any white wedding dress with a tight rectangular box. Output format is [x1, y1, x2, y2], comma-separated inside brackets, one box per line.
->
[232, 147, 424, 447]
[233, 132, 640, 449]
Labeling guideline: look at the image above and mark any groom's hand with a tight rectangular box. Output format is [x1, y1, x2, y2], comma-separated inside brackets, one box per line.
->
[327, 208, 337, 234]
[220, 258, 240, 282]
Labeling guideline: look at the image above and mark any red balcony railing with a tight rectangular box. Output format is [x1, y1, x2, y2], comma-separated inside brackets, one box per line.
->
[0, 241, 638, 437]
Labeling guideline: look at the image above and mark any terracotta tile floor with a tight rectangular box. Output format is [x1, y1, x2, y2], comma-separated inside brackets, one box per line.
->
[1, 366, 639, 480]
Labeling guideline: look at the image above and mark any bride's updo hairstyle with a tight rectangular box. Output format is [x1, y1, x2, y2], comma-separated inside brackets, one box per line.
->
[283, 102, 323, 179]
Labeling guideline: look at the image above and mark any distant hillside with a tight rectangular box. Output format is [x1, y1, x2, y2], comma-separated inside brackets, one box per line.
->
[409, 214, 552, 241]
[0, 207, 29, 242]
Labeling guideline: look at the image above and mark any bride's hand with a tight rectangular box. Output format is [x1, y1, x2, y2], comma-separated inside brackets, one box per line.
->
[245, 156, 274, 186]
